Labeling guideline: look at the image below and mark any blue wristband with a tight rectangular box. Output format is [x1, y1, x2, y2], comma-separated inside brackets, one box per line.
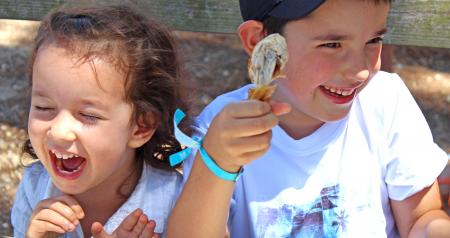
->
[169, 108, 243, 181]
[199, 146, 243, 182]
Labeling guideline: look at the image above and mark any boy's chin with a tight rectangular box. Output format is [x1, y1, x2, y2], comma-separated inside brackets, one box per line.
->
[321, 110, 351, 122]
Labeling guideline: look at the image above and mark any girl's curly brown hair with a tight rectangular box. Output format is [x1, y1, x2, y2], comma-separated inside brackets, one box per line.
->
[23, 3, 192, 170]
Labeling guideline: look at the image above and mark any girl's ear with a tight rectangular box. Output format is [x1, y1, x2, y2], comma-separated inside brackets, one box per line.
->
[128, 115, 156, 149]
[238, 20, 266, 56]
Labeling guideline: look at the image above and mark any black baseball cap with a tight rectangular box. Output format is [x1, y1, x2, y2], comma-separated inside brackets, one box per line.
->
[239, 0, 326, 21]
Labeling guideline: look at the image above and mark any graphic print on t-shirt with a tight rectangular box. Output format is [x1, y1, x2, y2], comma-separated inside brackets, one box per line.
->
[255, 184, 347, 238]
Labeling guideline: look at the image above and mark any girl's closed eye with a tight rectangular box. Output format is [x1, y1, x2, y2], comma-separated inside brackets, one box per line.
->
[79, 112, 104, 123]
[34, 105, 54, 111]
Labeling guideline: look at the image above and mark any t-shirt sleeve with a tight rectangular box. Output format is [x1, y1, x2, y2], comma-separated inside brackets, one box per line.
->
[383, 74, 448, 201]
[11, 163, 47, 237]
[11, 175, 32, 237]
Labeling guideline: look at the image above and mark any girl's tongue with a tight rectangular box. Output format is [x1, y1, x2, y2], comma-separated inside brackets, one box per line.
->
[61, 157, 85, 171]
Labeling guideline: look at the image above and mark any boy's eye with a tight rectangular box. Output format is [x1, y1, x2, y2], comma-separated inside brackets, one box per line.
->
[367, 36, 384, 44]
[319, 42, 341, 48]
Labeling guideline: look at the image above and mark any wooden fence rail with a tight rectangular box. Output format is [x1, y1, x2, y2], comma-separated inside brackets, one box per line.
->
[0, 0, 449, 48]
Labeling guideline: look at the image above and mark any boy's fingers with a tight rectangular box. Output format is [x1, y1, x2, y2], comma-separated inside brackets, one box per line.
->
[228, 113, 278, 137]
[270, 101, 291, 116]
[118, 208, 143, 232]
[139, 220, 156, 238]
[240, 146, 272, 162]
[225, 100, 271, 118]
[229, 131, 272, 153]
[91, 222, 109, 238]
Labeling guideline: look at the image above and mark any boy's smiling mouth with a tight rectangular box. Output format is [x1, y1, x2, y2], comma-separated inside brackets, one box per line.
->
[319, 85, 358, 104]
[49, 149, 86, 180]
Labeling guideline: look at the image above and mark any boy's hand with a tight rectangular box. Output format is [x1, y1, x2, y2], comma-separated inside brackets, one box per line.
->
[91, 208, 160, 238]
[203, 100, 291, 172]
[26, 195, 84, 238]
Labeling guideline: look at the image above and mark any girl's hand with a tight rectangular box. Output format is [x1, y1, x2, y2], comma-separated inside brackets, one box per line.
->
[91, 208, 160, 238]
[26, 195, 84, 238]
[202, 100, 291, 172]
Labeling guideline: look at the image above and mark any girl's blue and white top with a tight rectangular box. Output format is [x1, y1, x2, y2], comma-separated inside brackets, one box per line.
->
[11, 161, 181, 238]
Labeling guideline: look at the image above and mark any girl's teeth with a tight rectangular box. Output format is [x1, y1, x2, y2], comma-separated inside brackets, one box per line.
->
[51, 150, 78, 160]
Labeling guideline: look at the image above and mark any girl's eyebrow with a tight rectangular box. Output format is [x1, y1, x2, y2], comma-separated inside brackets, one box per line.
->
[31, 89, 47, 97]
[31, 90, 108, 110]
[79, 98, 109, 110]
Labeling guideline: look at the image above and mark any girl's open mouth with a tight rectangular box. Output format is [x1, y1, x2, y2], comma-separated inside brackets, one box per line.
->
[49, 150, 87, 180]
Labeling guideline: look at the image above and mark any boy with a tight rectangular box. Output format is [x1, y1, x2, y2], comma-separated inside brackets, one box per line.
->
[168, 0, 450, 237]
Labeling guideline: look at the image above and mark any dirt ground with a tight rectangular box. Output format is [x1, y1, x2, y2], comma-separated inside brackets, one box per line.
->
[0, 20, 449, 236]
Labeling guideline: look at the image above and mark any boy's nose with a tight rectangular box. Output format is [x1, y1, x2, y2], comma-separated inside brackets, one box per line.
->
[342, 51, 374, 83]
[47, 111, 77, 142]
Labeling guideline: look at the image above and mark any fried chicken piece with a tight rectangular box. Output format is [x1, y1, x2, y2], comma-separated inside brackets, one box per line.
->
[247, 33, 288, 101]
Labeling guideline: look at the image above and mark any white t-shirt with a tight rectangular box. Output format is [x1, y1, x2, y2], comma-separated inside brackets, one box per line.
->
[11, 161, 181, 238]
[182, 71, 448, 238]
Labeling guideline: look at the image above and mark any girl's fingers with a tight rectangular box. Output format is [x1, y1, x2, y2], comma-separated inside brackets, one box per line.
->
[33, 208, 76, 232]
[152, 232, 161, 238]
[139, 220, 156, 238]
[118, 208, 143, 232]
[54, 195, 85, 219]
[28, 218, 67, 235]
[131, 214, 148, 237]
[91, 222, 109, 238]
[45, 200, 81, 225]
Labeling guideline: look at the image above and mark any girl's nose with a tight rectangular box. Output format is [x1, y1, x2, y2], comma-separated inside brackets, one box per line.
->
[47, 111, 77, 143]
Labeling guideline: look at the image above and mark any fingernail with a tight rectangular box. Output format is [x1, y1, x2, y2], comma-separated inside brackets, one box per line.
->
[73, 220, 79, 226]
[68, 223, 75, 230]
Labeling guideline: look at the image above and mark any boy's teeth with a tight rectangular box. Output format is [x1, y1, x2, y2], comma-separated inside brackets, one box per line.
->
[322, 86, 354, 96]
[342, 90, 351, 96]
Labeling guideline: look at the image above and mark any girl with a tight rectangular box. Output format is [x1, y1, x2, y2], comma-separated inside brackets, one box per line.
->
[11, 3, 191, 238]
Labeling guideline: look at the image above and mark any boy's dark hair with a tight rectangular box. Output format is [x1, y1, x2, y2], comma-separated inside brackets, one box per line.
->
[23, 3, 192, 170]
[263, 0, 393, 35]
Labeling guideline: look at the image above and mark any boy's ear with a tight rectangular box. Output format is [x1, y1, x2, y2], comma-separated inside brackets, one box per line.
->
[238, 20, 266, 55]
[128, 115, 156, 149]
